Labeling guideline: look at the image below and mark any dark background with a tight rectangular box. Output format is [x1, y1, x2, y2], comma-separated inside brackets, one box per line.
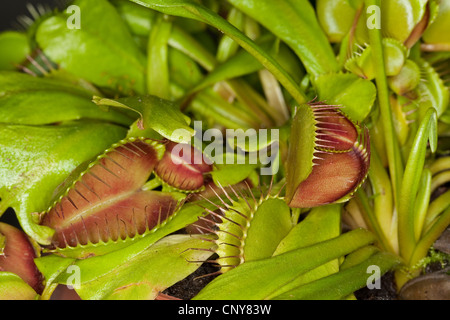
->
[0, 0, 65, 31]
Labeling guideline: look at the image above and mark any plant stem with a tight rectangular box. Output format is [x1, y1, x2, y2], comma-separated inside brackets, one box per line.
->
[398, 109, 436, 262]
[396, 205, 450, 289]
[430, 171, 450, 195]
[355, 188, 396, 254]
[424, 190, 450, 230]
[147, 14, 172, 98]
[291, 207, 302, 225]
[169, 25, 217, 71]
[368, 148, 393, 237]
[365, 0, 404, 206]
[142, 178, 162, 191]
[413, 169, 432, 241]
[130, 0, 309, 105]
[429, 156, 450, 175]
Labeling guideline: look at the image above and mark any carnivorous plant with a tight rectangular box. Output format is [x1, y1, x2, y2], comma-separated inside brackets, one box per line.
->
[0, 0, 448, 300]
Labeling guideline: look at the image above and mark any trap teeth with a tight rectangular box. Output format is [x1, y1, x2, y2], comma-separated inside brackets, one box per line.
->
[286, 103, 370, 208]
[40, 139, 181, 251]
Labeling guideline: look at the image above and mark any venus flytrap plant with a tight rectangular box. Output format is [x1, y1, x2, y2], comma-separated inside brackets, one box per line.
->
[39, 138, 181, 255]
[1, 0, 449, 300]
[338, 0, 450, 290]
[0, 93, 129, 245]
[422, 0, 450, 52]
[154, 141, 213, 192]
[125, 0, 309, 106]
[111, 1, 279, 129]
[0, 222, 43, 297]
[36, 0, 147, 95]
[285, 102, 370, 208]
[0, 31, 31, 71]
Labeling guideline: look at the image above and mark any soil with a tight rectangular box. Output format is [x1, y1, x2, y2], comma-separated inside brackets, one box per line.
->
[354, 271, 398, 300]
[162, 261, 220, 300]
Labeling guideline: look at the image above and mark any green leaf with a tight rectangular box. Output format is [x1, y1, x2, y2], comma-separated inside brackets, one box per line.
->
[398, 108, 437, 261]
[0, 122, 127, 244]
[339, 245, 380, 270]
[0, 272, 39, 300]
[0, 31, 31, 71]
[127, 0, 308, 104]
[190, 39, 270, 93]
[228, 0, 340, 77]
[216, 7, 245, 63]
[274, 204, 341, 255]
[423, 0, 450, 47]
[388, 59, 421, 96]
[147, 14, 172, 98]
[316, 0, 359, 43]
[269, 205, 341, 296]
[36, 0, 146, 95]
[194, 228, 375, 300]
[0, 71, 133, 126]
[211, 164, 258, 187]
[189, 36, 304, 99]
[285, 105, 316, 205]
[93, 95, 194, 143]
[272, 251, 401, 300]
[169, 48, 204, 90]
[355, 0, 429, 45]
[112, 0, 157, 37]
[168, 25, 217, 71]
[415, 58, 450, 118]
[226, 127, 279, 154]
[34, 254, 76, 300]
[346, 38, 408, 80]
[113, 0, 216, 71]
[314, 73, 377, 122]
[55, 234, 215, 300]
[413, 169, 432, 241]
[243, 198, 292, 261]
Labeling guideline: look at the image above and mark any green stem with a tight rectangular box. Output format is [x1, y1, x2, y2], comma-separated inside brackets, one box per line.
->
[430, 171, 450, 195]
[409, 205, 450, 271]
[424, 190, 450, 230]
[171, 82, 256, 129]
[147, 14, 172, 98]
[355, 189, 396, 254]
[429, 156, 450, 175]
[169, 24, 283, 127]
[169, 25, 217, 71]
[226, 80, 276, 128]
[142, 178, 162, 191]
[129, 0, 308, 105]
[217, 7, 245, 63]
[291, 207, 302, 225]
[413, 169, 432, 241]
[39, 283, 58, 301]
[365, 0, 403, 207]
[398, 109, 436, 261]
[368, 148, 394, 238]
